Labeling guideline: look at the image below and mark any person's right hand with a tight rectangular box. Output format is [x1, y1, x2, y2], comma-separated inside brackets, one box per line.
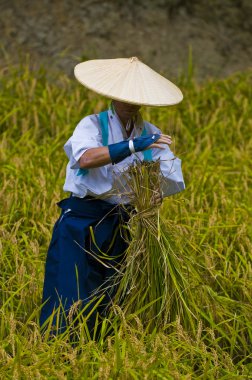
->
[146, 134, 172, 150]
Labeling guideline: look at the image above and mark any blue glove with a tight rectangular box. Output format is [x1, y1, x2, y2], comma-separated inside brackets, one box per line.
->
[108, 133, 161, 164]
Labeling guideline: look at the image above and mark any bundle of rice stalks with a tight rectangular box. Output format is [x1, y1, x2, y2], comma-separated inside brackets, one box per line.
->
[108, 160, 197, 332]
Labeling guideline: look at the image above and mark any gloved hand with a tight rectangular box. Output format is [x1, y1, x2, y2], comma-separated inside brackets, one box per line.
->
[108, 133, 161, 164]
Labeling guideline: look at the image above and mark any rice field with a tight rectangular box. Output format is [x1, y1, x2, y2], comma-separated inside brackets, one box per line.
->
[0, 56, 252, 379]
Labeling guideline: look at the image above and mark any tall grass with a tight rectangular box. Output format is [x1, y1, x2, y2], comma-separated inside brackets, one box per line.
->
[0, 56, 252, 378]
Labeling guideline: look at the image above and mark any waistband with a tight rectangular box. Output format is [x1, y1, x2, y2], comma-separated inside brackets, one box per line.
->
[57, 196, 132, 219]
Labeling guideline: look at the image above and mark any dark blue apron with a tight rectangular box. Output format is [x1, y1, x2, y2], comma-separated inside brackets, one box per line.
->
[39, 195, 131, 335]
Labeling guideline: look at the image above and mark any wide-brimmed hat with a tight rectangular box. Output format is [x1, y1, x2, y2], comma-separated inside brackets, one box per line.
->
[74, 57, 183, 106]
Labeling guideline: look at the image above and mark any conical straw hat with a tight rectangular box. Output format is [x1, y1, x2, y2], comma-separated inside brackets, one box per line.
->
[74, 57, 183, 106]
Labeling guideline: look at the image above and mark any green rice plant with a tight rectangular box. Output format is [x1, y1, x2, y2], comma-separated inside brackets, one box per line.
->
[0, 55, 252, 378]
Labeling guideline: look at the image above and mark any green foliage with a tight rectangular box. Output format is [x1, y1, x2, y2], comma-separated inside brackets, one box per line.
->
[0, 59, 252, 378]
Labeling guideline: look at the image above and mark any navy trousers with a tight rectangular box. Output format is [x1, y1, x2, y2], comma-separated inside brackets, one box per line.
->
[39, 196, 130, 335]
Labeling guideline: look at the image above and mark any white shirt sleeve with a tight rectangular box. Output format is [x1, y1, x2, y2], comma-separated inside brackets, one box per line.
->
[63, 114, 114, 198]
[64, 115, 102, 169]
[144, 122, 186, 196]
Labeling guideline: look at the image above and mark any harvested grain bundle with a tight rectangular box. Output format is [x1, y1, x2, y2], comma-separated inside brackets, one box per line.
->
[108, 160, 196, 331]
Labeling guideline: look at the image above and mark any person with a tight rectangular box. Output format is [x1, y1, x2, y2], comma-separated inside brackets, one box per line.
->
[39, 57, 185, 337]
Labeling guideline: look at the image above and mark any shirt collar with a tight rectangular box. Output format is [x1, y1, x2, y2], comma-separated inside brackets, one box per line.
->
[107, 108, 144, 136]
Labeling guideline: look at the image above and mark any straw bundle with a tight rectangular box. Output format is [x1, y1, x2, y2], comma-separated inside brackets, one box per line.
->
[108, 160, 196, 331]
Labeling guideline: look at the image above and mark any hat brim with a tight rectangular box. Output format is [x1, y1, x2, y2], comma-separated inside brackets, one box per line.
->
[74, 58, 183, 107]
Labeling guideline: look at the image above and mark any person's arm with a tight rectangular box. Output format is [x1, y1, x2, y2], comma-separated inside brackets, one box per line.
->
[79, 146, 111, 169]
[79, 134, 172, 169]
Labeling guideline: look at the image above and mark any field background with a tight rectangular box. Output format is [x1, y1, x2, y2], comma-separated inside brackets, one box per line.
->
[0, 56, 251, 379]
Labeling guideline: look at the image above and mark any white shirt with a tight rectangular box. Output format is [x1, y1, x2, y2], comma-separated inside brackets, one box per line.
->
[63, 109, 185, 204]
